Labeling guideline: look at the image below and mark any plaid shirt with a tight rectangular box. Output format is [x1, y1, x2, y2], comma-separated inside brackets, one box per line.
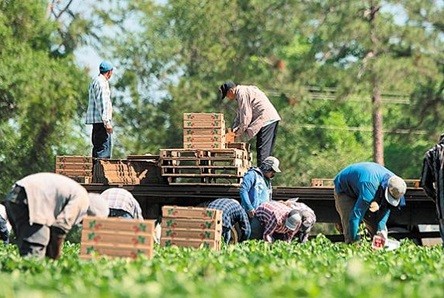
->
[255, 201, 298, 242]
[85, 74, 112, 124]
[100, 188, 143, 219]
[207, 198, 251, 241]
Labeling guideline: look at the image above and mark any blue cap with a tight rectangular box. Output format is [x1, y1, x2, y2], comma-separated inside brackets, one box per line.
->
[99, 60, 113, 73]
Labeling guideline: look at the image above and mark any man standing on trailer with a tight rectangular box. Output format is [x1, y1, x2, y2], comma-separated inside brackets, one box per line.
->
[85, 60, 114, 162]
[219, 81, 281, 166]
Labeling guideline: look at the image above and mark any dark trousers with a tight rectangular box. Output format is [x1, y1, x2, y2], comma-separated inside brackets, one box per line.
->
[109, 208, 133, 219]
[92, 123, 112, 160]
[5, 186, 51, 258]
[256, 121, 279, 166]
[249, 216, 264, 240]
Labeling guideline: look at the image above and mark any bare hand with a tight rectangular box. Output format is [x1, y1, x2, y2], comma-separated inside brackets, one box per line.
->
[105, 123, 113, 134]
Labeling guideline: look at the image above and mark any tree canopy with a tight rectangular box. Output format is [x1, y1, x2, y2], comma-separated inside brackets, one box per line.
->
[0, 0, 443, 195]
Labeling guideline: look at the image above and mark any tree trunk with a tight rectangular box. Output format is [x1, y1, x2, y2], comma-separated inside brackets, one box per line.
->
[369, 1, 384, 165]
[372, 82, 384, 165]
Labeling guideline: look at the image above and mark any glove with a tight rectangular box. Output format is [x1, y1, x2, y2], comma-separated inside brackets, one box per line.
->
[46, 227, 66, 259]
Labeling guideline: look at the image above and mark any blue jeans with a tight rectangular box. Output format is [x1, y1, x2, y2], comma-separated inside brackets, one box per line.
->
[92, 123, 112, 160]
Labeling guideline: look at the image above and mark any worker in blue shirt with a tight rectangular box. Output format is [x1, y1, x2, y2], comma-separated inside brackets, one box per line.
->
[333, 162, 407, 243]
[239, 156, 281, 239]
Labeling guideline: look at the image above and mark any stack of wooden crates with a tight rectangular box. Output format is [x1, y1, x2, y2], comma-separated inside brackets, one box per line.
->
[183, 112, 226, 149]
[160, 205, 222, 250]
[55, 156, 93, 183]
[80, 217, 156, 259]
[158, 112, 251, 185]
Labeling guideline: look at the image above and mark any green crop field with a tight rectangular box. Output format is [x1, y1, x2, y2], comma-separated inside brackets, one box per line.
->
[0, 236, 442, 298]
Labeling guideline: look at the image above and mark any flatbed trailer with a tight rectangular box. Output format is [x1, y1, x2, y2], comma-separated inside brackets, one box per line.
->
[82, 183, 440, 242]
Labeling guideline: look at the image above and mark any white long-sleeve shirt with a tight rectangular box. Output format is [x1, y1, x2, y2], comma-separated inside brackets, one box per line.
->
[16, 173, 89, 232]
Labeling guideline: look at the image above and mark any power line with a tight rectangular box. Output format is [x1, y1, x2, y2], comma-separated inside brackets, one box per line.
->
[294, 123, 426, 135]
[266, 86, 411, 104]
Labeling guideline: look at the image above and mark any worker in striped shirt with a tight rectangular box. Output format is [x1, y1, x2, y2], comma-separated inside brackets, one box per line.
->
[255, 201, 302, 243]
[100, 188, 143, 219]
[207, 198, 251, 243]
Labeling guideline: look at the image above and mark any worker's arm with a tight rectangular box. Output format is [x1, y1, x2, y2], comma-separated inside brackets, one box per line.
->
[234, 92, 253, 138]
[239, 172, 255, 214]
[349, 183, 376, 241]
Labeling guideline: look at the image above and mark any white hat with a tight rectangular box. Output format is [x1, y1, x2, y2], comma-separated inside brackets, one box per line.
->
[385, 176, 406, 207]
[285, 209, 302, 231]
[262, 156, 281, 172]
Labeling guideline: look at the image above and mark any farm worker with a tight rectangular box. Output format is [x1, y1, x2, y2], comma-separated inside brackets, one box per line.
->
[100, 188, 143, 219]
[3, 173, 108, 259]
[333, 162, 407, 243]
[85, 60, 114, 163]
[0, 203, 11, 244]
[282, 198, 316, 243]
[255, 201, 302, 243]
[420, 133, 444, 247]
[240, 156, 281, 239]
[207, 198, 251, 243]
[219, 81, 281, 167]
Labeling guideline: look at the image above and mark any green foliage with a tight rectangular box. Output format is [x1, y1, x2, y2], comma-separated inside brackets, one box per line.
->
[0, 237, 442, 297]
[0, 0, 90, 196]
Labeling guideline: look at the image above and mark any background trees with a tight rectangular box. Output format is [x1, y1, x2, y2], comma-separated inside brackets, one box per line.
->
[0, 0, 442, 195]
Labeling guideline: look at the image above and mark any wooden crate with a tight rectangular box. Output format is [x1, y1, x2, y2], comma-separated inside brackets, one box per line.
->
[160, 238, 220, 250]
[183, 128, 225, 136]
[162, 227, 221, 240]
[183, 119, 225, 129]
[55, 155, 93, 182]
[162, 217, 222, 230]
[183, 113, 224, 121]
[160, 206, 222, 250]
[80, 217, 155, 259]
[183, 142, 225, 149]
[93, 159, 140, 184]
[162, 206, 221, 219]
[183, 135, 225, 143]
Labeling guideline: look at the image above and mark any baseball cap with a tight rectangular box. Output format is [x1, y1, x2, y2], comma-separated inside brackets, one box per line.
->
[99, 60, 114, 73]
[261, 156, 281, 172]
[219, 81, 236, 99]
[385, 176, 406, 207]
[285, 209, 302, 231]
